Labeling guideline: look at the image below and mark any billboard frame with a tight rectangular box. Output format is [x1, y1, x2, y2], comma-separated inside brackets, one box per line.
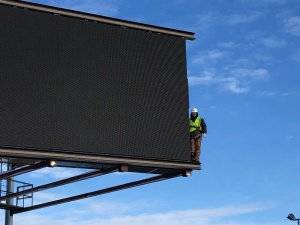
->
[0, 0, 195, 40]
[0, 147, 200, 172]
[0, 0, 197, 170]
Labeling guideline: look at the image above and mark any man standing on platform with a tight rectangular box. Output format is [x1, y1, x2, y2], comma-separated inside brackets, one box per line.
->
[189, 107, 207, 163]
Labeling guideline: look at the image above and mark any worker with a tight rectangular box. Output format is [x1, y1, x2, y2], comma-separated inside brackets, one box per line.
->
[189, 107, 207, 163]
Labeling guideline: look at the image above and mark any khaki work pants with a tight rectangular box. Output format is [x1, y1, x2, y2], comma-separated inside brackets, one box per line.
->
[190, 134, 202, 162]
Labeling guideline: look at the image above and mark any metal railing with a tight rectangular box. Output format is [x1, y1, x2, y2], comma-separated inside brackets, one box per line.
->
[0, 159, 33, 208]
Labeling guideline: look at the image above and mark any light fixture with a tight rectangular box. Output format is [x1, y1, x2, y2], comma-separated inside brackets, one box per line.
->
[182, 170, 192, 177]
[49, 160, 57, 167]
[287, 213, 300, 225]
[288, 213, 296, 221]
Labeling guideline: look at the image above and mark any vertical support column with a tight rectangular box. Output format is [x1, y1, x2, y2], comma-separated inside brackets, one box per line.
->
[5, 161, 14, 225]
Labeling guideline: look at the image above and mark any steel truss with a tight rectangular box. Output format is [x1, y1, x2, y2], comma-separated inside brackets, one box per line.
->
[0, 159, 190, 215]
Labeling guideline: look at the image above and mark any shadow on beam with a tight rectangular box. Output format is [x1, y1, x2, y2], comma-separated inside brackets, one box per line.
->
[12, 172, 181, 215]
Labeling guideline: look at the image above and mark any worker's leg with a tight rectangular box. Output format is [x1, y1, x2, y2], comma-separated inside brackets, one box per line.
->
[190, 137, 195, 160]
[194, 134, 202, 162]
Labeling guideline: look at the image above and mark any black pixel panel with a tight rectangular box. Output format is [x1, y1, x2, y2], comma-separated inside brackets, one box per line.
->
[0, 4, 191, 163]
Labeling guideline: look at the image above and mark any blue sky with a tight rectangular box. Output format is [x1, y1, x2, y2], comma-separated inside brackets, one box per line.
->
[2, 0, 300, 224]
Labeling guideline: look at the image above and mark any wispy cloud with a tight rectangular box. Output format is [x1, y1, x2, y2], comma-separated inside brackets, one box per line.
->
[29, 167, 86, 179]
[218, 42, 240, 49]
[221, 77, 250, 94]
[193, 49, 227, 65]
[253, 53, 273, 64]
[225, 12, 263, 26]
[190, 46, 270, 94]
[188, 71, 217, 86]
[255, 90, 276, 97]
[260, 36, 286, 48]
[286, 135, 295, 141]
[231, 68, 269, 80]
[195, 13, 220, 32]
[284, 16, 300, 36]
[14, 203, 273, 225]
[196, 11, 263, 32]
[34, 191, 64, 204]
[188, 67, 269, 94]
[189, 74, 249, 94]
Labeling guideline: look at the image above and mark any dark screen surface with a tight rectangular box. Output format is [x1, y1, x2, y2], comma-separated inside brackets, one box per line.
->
[0, 4, 191, 163]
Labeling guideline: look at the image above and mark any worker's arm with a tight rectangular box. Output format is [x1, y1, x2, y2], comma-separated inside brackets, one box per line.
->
[201, 118, 207, 135]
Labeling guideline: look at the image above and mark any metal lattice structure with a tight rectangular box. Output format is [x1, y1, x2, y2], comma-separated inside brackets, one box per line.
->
[0, 157, 191, 216]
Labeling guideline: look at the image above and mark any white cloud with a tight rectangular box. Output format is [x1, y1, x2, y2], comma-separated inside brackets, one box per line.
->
[188, 74, 216, 86]
[30, 167, 86, 179]
[14, 203, 273, 225]
[68, 200, 152, 217]
[188, 73, 250, 94]
[34, 191, 64, 204]
[253, 53, 273, 63]
[255, 90, 296, 97]
[190, 42, 271, 94]
[260, 36, 286, 48]
[221, 77, 249, 94]
[193, 49, 226, 65]
[284, 16, 300, 36]
[189, 66, 269, 94]
[225, 12, 263, 26]
[196, 11, 262, 33]
[256, 90, 276, 97]
[218, 42, 240, 49]
[196, 13, 219, 32]
[231, 68, 269, 80]
[280, 91, 295, 96]
[286, 135, 294, 140]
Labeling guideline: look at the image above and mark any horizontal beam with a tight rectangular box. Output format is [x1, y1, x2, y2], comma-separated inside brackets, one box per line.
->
[0, 203, 21, 211]
[0, 166, 118, 202]
[0, 0, 195, 40]
[0, 160, 49, 180]
[0, 148, 200, 171]
[12, 173, 181, 214]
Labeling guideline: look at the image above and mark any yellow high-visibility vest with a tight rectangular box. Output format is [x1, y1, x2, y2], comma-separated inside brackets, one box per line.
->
[189, 117, 202, 133]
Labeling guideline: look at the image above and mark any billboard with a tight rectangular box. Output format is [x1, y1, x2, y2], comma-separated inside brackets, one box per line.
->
[0, 1, 195, 168]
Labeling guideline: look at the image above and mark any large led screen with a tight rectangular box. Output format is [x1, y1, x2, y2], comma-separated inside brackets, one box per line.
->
[0, 3, 191, 163]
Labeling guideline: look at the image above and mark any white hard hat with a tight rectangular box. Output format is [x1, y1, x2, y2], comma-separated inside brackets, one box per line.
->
[191, 107, 198, 113]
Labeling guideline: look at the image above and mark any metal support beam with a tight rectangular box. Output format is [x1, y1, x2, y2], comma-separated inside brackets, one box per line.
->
[12, 173, 181, 214]
[0, 166, 118, 202]
[0, 161, 49, 180]
[0, 203, 21, 211]
[0, 148, 200, 171]
[5, 162, 14, 225]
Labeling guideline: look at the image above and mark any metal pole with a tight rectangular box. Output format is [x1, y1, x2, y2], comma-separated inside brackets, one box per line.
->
[5, 162, 14, 225]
